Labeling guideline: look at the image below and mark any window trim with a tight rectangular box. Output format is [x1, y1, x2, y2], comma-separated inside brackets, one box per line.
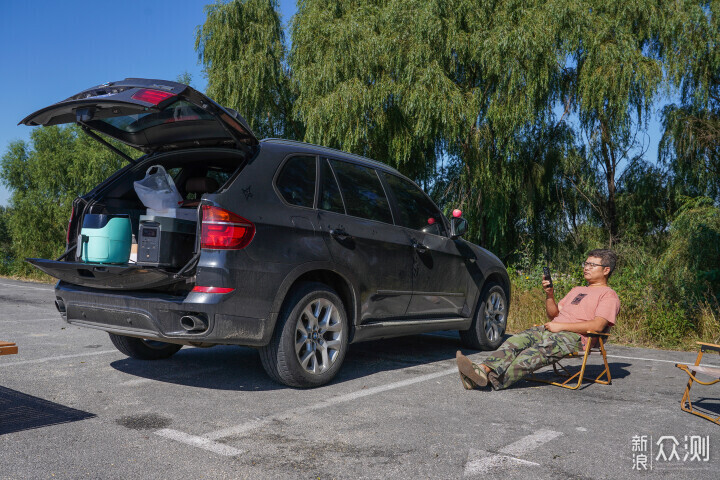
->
[318, 157, 347, 215]
[272, 153, 320, 211]
[326, 157, 396, 226]
[380, 171, 449, 238]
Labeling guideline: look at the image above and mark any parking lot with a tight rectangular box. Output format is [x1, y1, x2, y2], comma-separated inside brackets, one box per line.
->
[0, 277, 718, 479]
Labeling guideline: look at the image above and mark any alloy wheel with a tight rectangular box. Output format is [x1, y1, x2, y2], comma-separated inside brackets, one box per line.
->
[295, 298, 344, 374]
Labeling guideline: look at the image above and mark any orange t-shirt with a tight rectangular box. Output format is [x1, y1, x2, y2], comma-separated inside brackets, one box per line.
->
[551, 286, 621, 346]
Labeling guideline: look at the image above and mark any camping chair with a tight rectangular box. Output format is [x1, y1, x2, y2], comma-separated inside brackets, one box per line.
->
[675, 341, 720, 425]
[529, 330, 611, 390]
[0, 341, 18, 356]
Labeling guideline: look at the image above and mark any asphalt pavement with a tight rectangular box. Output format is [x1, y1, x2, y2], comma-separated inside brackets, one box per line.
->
[0, 277, 718, 479]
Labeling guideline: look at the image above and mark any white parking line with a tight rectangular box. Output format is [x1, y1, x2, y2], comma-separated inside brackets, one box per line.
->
[154, 365, 458, 455]
[464, 450, 538, 475]
[498, 429, 563, 456]
[0, 282, 54, 291]
[155, 429, 243, 457]
[203, 366, 457, 441]
[607, 353, 720, 369]
[464, 429, 562, 476]
[1, 317, 63, 324]
[0, 350, 118, 367]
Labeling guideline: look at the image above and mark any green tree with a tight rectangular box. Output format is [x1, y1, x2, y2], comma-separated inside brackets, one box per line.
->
[659, 1, 720, 201]
[0, 125, 131, 275]
[196, 0, 303, 140]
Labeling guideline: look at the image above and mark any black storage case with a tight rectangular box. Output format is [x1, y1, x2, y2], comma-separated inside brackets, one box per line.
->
[137, 215, 196, 268]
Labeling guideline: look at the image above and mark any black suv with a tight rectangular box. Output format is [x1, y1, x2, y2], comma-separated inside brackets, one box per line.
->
[23, 78, 510, 387]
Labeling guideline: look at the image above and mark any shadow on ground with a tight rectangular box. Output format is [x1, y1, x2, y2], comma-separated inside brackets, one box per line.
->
[109, 331, 481, 391]
[0, 386, 95, 435]
[109, 331, 632, 392]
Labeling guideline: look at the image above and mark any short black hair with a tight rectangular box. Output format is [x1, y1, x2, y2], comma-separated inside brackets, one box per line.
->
[587, 249, 618, 278]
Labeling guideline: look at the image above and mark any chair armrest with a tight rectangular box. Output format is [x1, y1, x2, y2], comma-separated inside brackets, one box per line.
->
[586, 331, 610, 337]
[697, 342, 720, 354]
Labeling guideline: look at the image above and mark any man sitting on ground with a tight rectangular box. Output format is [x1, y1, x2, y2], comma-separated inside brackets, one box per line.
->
[456, 249, 621, 390]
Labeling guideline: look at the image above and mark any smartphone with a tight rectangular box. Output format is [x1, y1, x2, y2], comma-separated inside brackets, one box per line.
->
[542, 266, 553, 288]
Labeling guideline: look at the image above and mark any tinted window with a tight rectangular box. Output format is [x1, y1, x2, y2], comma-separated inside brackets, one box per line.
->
[102, 100, 216, 133]
[330, 160, 393, 223]
[276, 156, 316, 208]
[384, 173, 446, 235]
[319, 159, 345, 214]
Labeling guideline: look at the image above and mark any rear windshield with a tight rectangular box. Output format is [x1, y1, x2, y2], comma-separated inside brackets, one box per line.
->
[101, 100, 216, 133]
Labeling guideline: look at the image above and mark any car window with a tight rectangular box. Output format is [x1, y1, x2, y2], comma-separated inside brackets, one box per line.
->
[206, 169, 232, 187]
[330, 160, 392, 224]
[101, 100, 216, 133]
[319, 159, 345, 214]
[276, 155, 317, 208]
[383, 173, 446, 236]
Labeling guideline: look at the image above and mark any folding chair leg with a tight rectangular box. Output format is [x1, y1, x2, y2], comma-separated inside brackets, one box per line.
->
[677, 351, 720, 426]
[529, 337, 611, 390]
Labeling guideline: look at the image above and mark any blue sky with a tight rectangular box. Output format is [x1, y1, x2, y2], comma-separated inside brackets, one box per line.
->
[0, 0, 297, 206]
[0, 0, 666, 207]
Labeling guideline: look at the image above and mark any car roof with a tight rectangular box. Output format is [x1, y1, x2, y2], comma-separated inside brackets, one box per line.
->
[260, 138, 405, 177]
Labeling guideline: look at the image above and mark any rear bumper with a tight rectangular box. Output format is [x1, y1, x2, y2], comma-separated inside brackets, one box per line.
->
[55, 281, 275, 346]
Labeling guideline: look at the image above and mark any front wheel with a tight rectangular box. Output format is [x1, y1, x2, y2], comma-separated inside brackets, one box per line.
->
[460, 282, 508, 350]
[108, 333, 182, 360]
[260, 282, 349, 388]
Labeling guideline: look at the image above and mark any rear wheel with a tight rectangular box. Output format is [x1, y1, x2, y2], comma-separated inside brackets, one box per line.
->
[460, 282, 507, 350]
[260, 282, 348, 388]
[108, 333, 182, 360]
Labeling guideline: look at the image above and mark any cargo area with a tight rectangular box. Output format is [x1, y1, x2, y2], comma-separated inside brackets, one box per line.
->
[28, 148, 248, 292]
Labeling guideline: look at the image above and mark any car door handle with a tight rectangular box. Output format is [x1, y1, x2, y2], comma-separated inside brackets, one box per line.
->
[330, 228, 352, 240]
[412, 242, 428, 254]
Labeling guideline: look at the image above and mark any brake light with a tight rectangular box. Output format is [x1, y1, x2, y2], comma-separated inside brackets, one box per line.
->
[191, 286, 235, 294]
[66, 205, 74, 245]
[131, 89, 175, 105]
[200, 206, 255, 250]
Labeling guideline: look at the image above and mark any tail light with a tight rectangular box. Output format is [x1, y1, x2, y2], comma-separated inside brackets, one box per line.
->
[200, 206, 255, 250]
[66, 205, 75, 245]
[131, 89, 175, 105]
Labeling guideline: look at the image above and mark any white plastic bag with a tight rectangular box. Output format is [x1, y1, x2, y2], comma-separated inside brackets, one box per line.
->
[133, 165, 183, 211]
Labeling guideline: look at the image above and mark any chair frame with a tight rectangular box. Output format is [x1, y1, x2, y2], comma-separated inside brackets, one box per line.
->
[529, 331, 611, 390]
[675, 342, 720, 426]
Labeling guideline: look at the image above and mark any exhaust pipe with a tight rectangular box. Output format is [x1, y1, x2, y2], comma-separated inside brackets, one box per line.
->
[180, 315, 208, 333]
[55, 299, 66, 314]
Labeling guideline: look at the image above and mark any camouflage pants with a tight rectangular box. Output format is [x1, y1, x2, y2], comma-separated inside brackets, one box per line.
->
[483, 326, 582, 390]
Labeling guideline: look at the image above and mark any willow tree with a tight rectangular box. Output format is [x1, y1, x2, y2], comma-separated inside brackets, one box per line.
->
[659, 0, 720, 201]
[291, 0, 572, 255]
[196, 0, 303, 140]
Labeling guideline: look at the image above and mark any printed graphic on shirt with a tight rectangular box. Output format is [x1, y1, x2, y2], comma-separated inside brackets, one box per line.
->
[571, 293, 587, 305]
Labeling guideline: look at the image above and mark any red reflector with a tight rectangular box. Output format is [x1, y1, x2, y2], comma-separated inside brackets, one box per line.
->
[191, 286, 234, 294]
[201, 206, 255, 250]
[131, 89, 175, 105]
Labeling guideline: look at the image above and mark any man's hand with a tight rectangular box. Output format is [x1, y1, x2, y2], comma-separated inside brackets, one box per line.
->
[542, 279, 554, 298]
[543, 321, 562, 333]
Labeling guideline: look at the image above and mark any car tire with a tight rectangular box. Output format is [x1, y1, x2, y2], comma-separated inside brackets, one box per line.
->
[260, 282, 349, 388]
[460, 282, 508, 350]
[108, 333, 182, 360]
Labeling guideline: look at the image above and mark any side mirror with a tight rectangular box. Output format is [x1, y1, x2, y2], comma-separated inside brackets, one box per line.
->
[450, 214, 468, 239]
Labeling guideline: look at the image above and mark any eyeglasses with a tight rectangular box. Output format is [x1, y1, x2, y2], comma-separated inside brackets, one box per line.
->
[581, 261, 607, 269]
